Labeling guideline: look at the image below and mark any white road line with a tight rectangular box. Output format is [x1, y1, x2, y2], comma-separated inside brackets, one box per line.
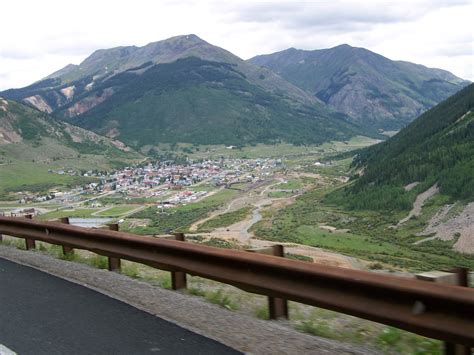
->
[0, 344, 16, 355]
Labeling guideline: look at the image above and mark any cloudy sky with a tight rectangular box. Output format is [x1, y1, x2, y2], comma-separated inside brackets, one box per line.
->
[0, 0, 472, 90]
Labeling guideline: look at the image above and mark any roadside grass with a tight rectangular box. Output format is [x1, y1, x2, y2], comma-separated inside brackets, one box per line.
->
[204, 288, 240, 311]
[197, 207, 252, 232]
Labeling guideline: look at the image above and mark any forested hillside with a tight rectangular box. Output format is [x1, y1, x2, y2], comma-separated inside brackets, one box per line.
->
[62, 57, 362, 147]
[326, 83, 474, 210]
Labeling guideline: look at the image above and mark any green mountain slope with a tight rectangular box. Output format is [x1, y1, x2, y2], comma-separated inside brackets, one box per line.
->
[249, 45, 469, 129]
[0, 98, 140, 196]
[1, 35, 314, 113]
[327, 83, 474, 210]
[62, 57, 362, 147]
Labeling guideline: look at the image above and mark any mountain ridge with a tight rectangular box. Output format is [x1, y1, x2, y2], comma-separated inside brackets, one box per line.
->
[249, 44, 469, 129]
[4, 34, 314, 112]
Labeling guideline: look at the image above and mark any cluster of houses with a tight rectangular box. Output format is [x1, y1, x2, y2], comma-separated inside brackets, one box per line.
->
[80, 158, 281, 194]
[12, 158, 281, 208]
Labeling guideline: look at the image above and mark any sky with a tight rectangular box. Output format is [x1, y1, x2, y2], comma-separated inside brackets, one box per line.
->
[0, 0, 473, 90]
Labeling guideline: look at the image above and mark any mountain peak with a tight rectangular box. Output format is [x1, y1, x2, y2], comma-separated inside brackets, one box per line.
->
[333, 43, 353, 49]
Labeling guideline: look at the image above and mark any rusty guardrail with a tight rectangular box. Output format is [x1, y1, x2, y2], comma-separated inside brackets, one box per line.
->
[0, 216, 473, 349]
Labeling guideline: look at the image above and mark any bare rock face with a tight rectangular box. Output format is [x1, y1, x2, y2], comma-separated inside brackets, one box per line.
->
[66, 88, 114, 117]
[418, 202, 474, 254]
[0, 98, 133, 153]
[24, 95, 53, 113]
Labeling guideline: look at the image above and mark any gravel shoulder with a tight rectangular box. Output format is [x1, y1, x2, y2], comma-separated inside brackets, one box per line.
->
[0, 245, 376, 354]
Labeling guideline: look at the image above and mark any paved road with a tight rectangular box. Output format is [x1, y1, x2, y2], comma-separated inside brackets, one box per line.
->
[0, 258, 240, 355]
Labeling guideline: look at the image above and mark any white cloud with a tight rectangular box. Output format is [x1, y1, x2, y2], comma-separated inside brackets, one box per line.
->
[0, 0, 472, 90]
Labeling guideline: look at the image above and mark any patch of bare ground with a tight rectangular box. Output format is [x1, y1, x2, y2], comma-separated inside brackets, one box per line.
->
[398, 184, 439, 225]
[417, 202, 474, 254]
[404, 182, 419, 192]
[126, 218, 151, 229]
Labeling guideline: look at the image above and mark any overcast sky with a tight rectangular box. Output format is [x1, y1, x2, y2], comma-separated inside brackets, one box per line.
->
[0, 0, 472, 90]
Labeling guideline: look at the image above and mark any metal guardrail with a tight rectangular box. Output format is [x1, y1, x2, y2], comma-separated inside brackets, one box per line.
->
[0, 216, 473, 349]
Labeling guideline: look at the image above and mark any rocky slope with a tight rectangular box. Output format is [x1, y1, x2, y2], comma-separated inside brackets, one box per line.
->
[0, 97, 137, 163]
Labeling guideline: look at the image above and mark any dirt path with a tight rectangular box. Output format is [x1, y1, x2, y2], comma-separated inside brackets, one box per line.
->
[189, 179, 283, 233]
[186, 175, 365, 269]
[398, 184, 439, 225]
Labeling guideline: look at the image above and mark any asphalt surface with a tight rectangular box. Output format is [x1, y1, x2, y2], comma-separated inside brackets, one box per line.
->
[0, 258, 240, 355]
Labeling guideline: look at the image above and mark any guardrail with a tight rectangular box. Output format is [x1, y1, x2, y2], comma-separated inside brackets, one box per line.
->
[0, 215, 473, 351]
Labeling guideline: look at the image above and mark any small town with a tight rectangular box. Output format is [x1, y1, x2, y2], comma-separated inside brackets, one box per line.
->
[3, 157, 283, 218]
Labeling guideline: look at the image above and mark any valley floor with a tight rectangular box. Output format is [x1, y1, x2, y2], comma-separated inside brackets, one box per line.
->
[1, 138, 473, 354]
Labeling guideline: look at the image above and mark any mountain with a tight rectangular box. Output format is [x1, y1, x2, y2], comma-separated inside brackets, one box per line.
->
[2, 35, 314, 113]
[326, 83, 474, 211]
[249, 45, 469, 130]
[0, 35, 365, 148]
[0, 97, 139, 196]
[0, 97, 133, 153]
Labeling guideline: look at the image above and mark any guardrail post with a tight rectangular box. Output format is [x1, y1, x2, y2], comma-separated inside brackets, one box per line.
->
[24, 214, 36, 250]
[444, 268, 471, 355]
[268, 245, 289, 320]
[59, 217, 74, 256]
[107, 224, 121, 272]
[417, 268, 471, 355]
[171, 233, 187, 290]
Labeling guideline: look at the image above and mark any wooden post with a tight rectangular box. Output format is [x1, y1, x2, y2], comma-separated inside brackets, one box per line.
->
[59, 217, 74, 256]
[24, 214, 36, 250]
[267, 245, 289, 320]
[107, 223, 121, 272]
[245, 244, 289, 319]
[171, 233, 187, 290]
[444, 268, 471, 355]
[417, 268, 471, 355]
[0, 211, 3, 241]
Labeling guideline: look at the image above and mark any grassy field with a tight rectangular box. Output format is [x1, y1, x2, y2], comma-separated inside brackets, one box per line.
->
[273, 179, 304, 190]
[95, 205, 138, 217]
[0, 162, 97, 196]
[126, 189, 240, 234]
[146, 136, 380, 161]
[37, 208, 98, 220]
[0, 137, 141, 197]
[268, 191, 294, 198]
